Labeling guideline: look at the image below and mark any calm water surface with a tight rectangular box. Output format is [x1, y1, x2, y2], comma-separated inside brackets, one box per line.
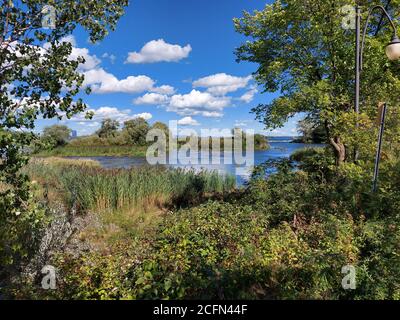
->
[66, 137, 323, 186]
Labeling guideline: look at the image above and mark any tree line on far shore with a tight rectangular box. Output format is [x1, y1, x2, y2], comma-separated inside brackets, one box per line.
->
[34, 117, 270, 153]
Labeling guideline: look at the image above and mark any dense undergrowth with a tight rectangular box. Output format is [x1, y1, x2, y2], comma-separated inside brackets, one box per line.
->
[8, 150, 400, 299]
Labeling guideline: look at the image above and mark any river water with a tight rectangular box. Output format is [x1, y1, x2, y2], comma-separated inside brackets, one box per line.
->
[66, 137, 323, 186]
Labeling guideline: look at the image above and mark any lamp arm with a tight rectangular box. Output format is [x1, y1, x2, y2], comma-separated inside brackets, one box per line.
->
[360, 5, 398, 71]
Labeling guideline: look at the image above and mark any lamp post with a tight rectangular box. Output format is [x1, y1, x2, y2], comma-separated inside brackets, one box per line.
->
[354, 4, 400, 192]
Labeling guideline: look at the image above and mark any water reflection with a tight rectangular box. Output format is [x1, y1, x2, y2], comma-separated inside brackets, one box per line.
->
[66, 137, 324, 186]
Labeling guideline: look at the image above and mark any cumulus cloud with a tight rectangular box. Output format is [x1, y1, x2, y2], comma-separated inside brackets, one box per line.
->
[193, 73, 252, 95]
[132, 89, 228, 118]
[177, 116, 200, 126]
[132, 112, 153, 120]
[133, 93, 169, 105]
[43, 35, 101, 71]
[69, 106, 152, 124]
[202, 111, 223, 118]
[83, 68, 155, 94]
[59, 35, 76, 46]
[82, 68, 173, 95]
[78, 121, 100, 127]
[70, 106, 130, 123]
[150, 85, 176, 95]
[234, 120, 251, 127]
[167, 90, 230, 117]
[126, 39, 192, 64]
[42, 36, 176, 97]
[239, 86, 258, 103]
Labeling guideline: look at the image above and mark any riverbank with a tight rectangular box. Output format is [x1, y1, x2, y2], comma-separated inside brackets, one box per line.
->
[34, 145, 149, 157]
[34, 144, 270, 158]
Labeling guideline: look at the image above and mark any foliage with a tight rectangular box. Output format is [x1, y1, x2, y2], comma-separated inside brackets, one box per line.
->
[297, 118, 328, 143]
[41, 124, 71, 149]
[0, 0, 128, 280]
[151, 121, 171, 141]
[122, 118, 151, 146]
[123, 150, 400, 300]
[33, 121, 270, 156]
[11, 147, 400, 300]
[253, 134, 269, 149]
[234, 0, 400, 163]
[96, 119, 120, 138]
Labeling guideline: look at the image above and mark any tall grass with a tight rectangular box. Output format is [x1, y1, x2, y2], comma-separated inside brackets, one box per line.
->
[35, 145, 148, 157]
[25, 158, 236, 213]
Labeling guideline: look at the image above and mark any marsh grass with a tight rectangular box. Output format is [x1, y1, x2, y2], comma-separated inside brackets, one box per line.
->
[25, 157, 236, 213]
[24, 157, 235, 248]
[35, 145, 148, 157]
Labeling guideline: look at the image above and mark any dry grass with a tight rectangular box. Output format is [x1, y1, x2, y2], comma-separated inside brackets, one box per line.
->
[30, 157, 101, 167]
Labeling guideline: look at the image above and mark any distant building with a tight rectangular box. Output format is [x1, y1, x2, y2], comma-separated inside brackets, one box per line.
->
[70, 130, 78, 139]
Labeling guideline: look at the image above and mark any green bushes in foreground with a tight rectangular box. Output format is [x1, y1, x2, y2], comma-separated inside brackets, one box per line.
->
[40, 148, 400, 300]
[9, 148, 400, 300]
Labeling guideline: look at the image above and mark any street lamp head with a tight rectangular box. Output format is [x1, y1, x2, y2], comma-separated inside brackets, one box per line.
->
[386, 35, 400, 61]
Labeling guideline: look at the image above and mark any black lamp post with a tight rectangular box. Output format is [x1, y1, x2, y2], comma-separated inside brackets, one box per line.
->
[354, 4, 400, 192]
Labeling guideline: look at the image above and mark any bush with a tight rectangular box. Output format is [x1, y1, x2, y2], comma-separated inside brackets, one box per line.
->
[39, 125, 72, 150]
[15, 149, 400, 300]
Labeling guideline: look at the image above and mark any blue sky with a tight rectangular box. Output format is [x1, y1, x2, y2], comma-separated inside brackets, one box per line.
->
[37, 0, 303, 136]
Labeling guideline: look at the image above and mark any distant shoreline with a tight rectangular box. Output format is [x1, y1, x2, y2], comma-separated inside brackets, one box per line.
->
[34, 144, 271, 158]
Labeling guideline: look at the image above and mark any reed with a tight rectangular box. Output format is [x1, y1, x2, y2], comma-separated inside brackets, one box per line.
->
[35, 145, 148, 157]
[24, 158, 236, 213]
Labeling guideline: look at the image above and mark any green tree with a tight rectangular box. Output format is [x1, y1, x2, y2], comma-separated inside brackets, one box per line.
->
[123, 118, 150, 146]
[234, 0, 400, 164]
[151, 121, 170, 141]
[96, 118, 120, 138]
[254, 134, 269, 150]
[297, 118, 328, 143]
[0, 0, 127, 278]
[42, 124, 71, 148]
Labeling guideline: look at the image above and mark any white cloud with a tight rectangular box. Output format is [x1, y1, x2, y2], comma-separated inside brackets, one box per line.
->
[69, 106, 152, 124]
[167, 90, 230, 117]
[133, 93, 169, 105]
[126, 39, 192, 64]
[177, 116, 200, 126]
[41, 36, 175, 98]
[72, 106, 131, 122]
[133, 112, 153, 120]
[83, 68, 173, 95]
[239, 86, 258, 103]
[44, 35, 101, 71]
[151, 85, 176, 95]
[71, 47, 101, 71]
[202, 111, 223, 118]
[83, 68, 155, 94]
[193, 73, 252, 95]
[235, 120, 250, 127]
[59, 35, 76, 46]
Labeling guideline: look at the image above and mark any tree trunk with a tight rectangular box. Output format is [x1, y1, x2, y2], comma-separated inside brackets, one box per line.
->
[330, 136, 346, 165]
